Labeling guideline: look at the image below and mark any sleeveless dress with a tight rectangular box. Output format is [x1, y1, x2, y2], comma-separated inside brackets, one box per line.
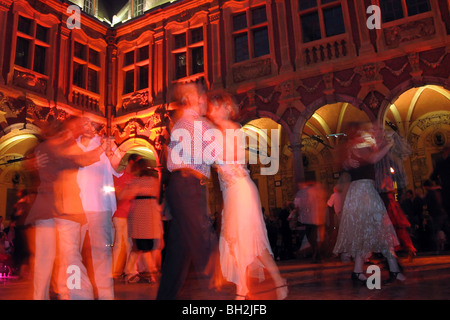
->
[127, 176, 163, 250]
[217, 163, 273, 286]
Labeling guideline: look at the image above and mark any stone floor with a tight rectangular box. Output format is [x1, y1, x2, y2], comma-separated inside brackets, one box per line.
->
[1, 252, 450, 301]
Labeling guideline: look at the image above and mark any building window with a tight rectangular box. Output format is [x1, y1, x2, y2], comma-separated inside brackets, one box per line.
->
[232, 6, 270, 63]
[133, 0, 144, 17]
[298, 0, 345, 43]
[379, 0, 431, 23]
[172, 27, 204, 80]
[84, 0, 95, 15]
[123, 45, 150, 94]
[73, 42, 101, 94]
[14, 15, 50, 75]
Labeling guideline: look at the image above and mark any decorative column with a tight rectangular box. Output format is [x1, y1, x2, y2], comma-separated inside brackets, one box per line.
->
[0, 2, 10, 85]
[105, 28, 117, 137]
[354, 0, 376, 55]
[209, 7, 222, 90]
[274, 0, 293, 74]
[56, 23, 71, 103]
[153, 24, 165, 104]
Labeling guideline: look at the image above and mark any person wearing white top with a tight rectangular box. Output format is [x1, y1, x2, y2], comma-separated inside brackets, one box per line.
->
[76, 118, 123, 300]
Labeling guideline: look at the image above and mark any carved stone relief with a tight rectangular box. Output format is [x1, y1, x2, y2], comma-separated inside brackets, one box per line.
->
[232, 58, 272, 83]
[383, 17, 436, 48]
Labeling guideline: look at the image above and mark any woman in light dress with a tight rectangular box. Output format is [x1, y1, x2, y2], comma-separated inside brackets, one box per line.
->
[206, 92, 287, 300]
[333, 122, 406, 284]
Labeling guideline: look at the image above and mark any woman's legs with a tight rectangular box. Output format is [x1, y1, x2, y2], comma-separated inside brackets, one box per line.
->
[257, 249, 288, 300]
[353, 254, 368, 281]
[124, 240, 140, 283]
[385, 253, 406, 281]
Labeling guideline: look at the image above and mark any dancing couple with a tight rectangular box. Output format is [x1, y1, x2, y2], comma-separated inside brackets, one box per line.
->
[156, 83, 287, 300]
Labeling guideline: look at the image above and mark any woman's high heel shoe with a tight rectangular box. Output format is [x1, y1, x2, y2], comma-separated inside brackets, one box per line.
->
[250, 280, 288, 300]
[275, 281, 288, 300]
[384, 272, 406, 285]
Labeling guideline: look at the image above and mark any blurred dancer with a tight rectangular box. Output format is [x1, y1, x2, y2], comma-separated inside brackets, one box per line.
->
[76, 117, 122, 300]
[121, 159, 163, 284]
[27, 117, 107, 299]
[112, 154, 141, 279]
[207, 91, 287, 300]
[375, 128, 411, 198]
[380, 175, 416, 260]
[156, 83, 221, 300]
[25, 122, 62, 299]
[294, 181, 328, 263]
[327, 184, 344, 228]
[333, 122, 406, 284]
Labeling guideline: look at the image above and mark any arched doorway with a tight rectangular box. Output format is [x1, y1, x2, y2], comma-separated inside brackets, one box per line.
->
[241, 117, 291, 215]
[115, 138, 158, 171]
[0, 124, 41, 220]
[301, 102, 371, 193]
[383, 84, 450, 191]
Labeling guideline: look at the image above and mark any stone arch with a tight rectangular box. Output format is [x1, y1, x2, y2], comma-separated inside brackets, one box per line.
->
[240, 110, 292, 138]
[380, 80, 450, 190]
[0, 123, 41, 219]
[115, 137, 159, 171]
[289, 94, 372, 184]
[292, 94, 374, 140]
[378, 76, 450, 128]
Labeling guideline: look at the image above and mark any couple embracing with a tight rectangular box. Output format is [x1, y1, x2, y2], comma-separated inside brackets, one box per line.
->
[156, 83, 287, 300]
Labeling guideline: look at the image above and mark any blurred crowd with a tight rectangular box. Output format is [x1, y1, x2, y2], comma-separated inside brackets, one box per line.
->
[0, 83, 449, 298]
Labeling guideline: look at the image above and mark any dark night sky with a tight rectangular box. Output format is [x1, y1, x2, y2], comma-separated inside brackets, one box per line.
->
[99, 0, 129, 20]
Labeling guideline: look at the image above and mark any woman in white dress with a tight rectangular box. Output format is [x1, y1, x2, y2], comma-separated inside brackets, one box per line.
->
[206, 92, 287, 300]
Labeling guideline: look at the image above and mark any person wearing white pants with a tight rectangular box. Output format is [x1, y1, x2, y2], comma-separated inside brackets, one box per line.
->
[55, 218, 94, 300]
[76, 118, 123, 300]
[32, 219, 56, 300]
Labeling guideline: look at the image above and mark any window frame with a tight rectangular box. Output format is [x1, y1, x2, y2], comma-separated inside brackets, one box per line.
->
[297, 0, 346, 44]
[122, 44, 151, 94]
[231, 5, 271, 63]
[133, 0, 145, 17]
[170, 26, 206, 81]
[14, 15, 51, 76]
[83, 0, 96, 16]
[290, 0, 355, 68]
[72, 41, 102, 94]
[377, 0, 432, 25]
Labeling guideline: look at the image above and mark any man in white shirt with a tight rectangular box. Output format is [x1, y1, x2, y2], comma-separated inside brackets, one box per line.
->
[76, 118, 123, 300]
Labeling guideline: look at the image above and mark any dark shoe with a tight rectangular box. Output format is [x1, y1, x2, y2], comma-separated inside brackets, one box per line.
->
[125, 274, 140, 284]
[351, 272, 367, 285]
[384, 272, 406, 285]
[141, 275, 157, 284]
